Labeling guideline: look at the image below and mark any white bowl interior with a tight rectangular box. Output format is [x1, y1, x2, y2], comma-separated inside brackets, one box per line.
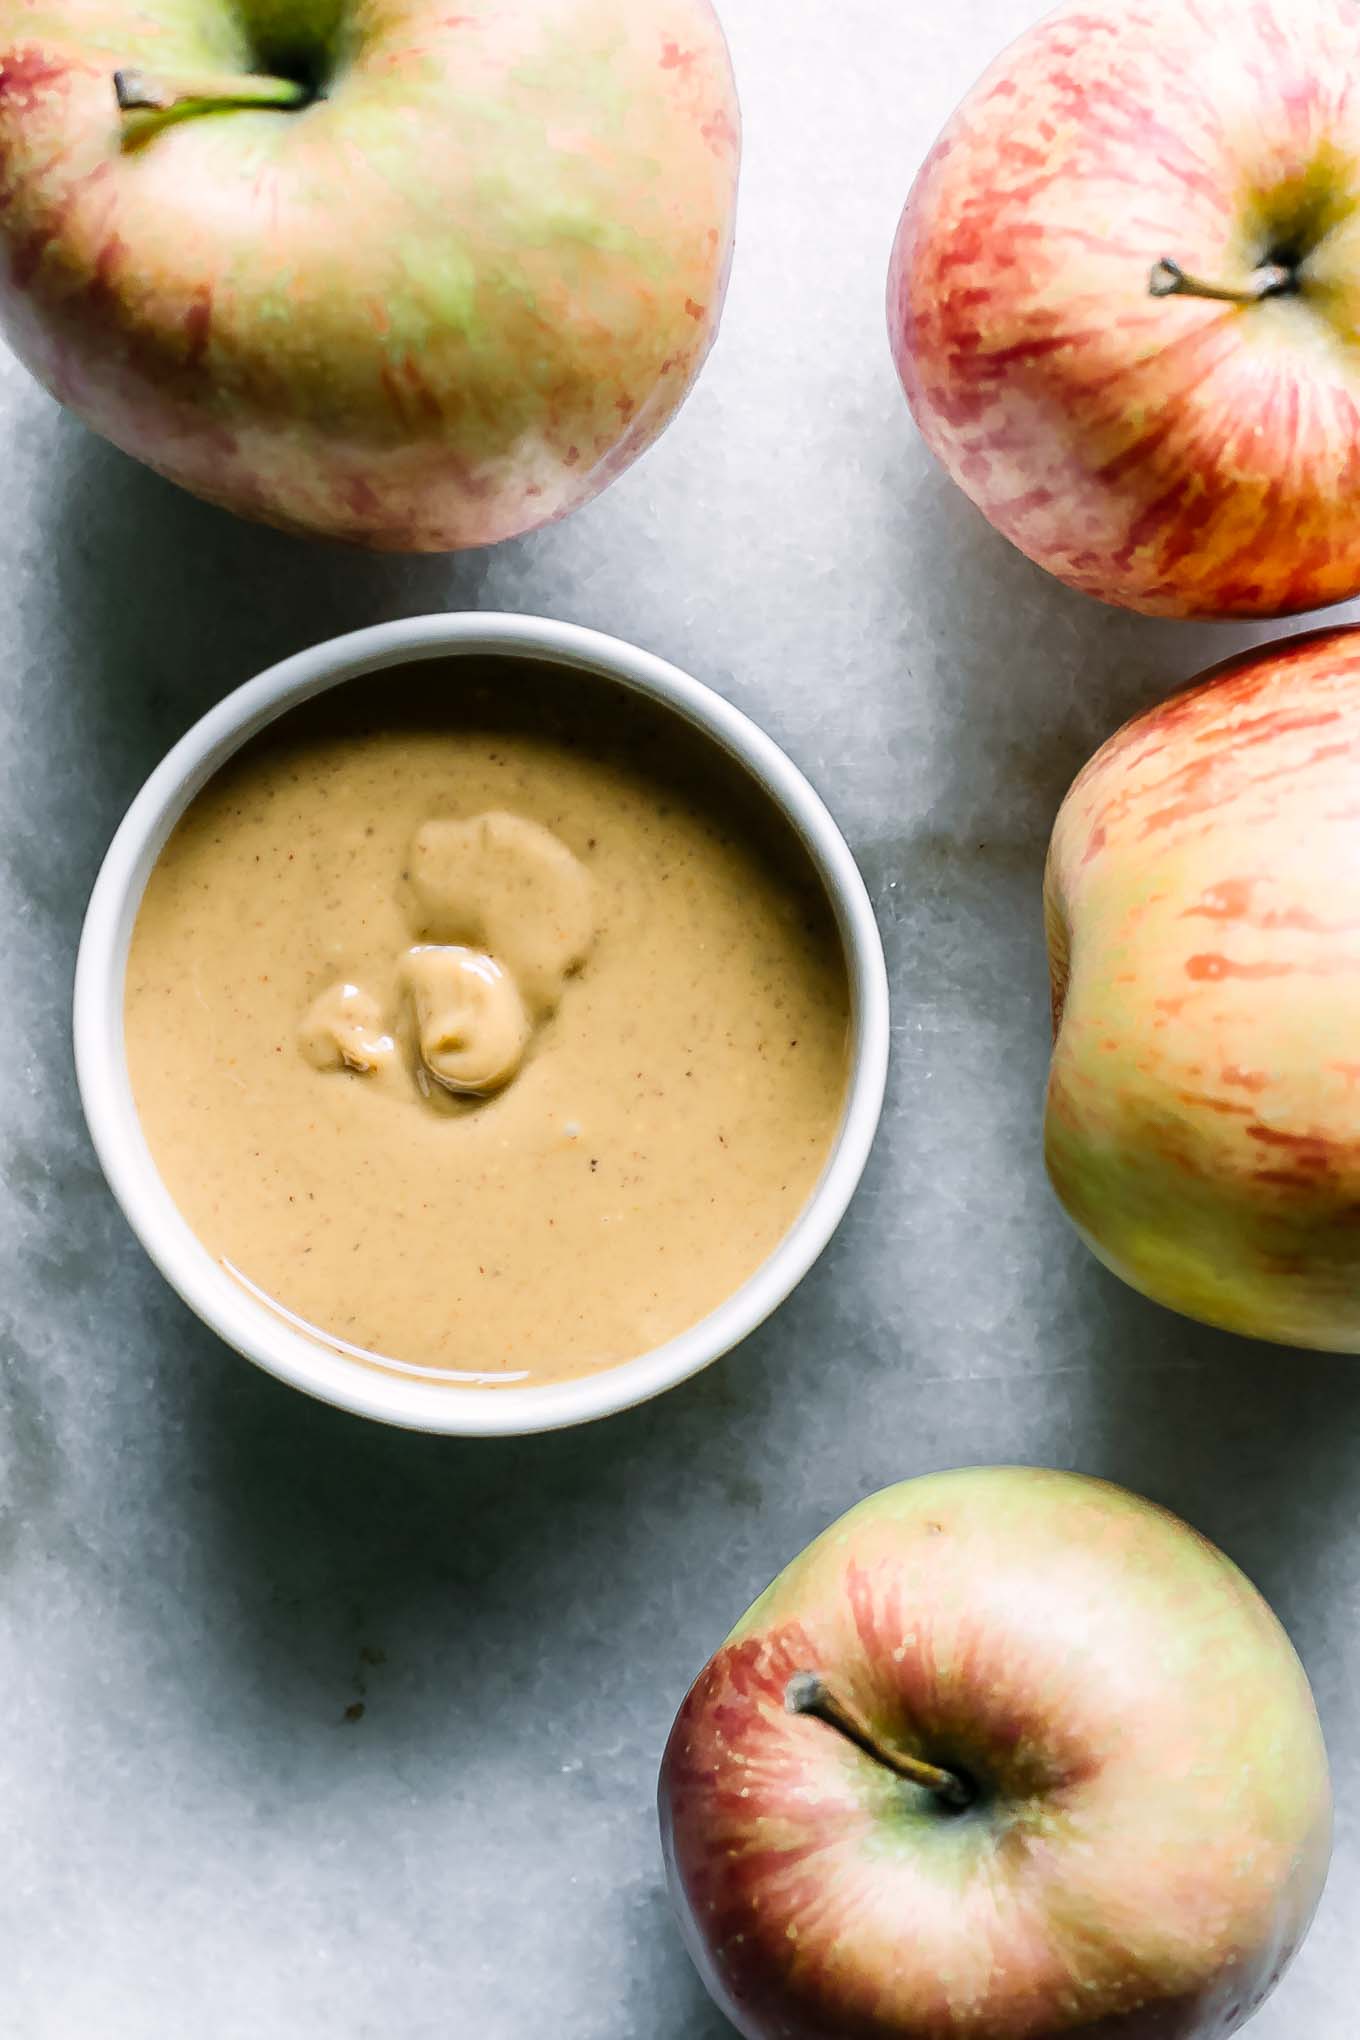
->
[74, 615, 889, 1435]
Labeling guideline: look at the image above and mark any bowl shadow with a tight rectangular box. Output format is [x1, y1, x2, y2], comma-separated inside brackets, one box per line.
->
[103, 1019, 877, 1779]
[123, 1258, 820, 2040]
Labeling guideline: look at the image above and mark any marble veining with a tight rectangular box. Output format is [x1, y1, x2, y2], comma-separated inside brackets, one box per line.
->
[0, 1, 1354, 2032]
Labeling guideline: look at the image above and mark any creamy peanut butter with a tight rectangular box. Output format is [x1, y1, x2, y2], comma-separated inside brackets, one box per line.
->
[124, 661, 850, 1385]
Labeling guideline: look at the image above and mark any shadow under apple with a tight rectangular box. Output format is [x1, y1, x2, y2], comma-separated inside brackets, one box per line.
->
[47, 420, 497, 773]
[850, 444, 1360, 1712]
[868, 456, 1282, 856]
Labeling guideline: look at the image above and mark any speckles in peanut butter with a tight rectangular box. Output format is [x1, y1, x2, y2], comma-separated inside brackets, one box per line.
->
[123, 660, 850, 1385]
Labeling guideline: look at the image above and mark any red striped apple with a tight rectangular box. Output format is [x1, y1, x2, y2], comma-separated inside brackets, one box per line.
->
[1047, 626, 1360, 1346]
[888, 0, 1360, 619]
[660, 1467, 1331, 2040]
[0, 0, 739, 549]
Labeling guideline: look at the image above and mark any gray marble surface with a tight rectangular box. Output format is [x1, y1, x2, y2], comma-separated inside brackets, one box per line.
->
[1, 0, 1356, 2032]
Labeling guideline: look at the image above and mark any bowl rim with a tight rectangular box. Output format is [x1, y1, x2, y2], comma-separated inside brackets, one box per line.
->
[74, 612, 890, 1435]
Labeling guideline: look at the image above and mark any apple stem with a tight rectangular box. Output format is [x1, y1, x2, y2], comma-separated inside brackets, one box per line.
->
[1148, 257, 1294, 305]
[785, 1673, 973, 1810]
[113, 68, 311, 121]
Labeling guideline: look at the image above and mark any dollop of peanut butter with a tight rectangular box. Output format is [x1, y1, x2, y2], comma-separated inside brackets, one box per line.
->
[297, 812, 594, 1108]
[402, 945, 532, 1097]
[407, 811, 594, 1013]
[299, 983, 396, 1075]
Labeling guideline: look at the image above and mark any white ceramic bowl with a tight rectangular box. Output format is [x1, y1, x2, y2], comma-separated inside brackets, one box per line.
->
[75, 614, 889, 1435]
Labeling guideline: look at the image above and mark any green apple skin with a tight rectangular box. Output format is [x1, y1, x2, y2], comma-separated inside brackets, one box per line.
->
[660, 1468, 1331, 2040]
[1045, 628, 1360, 1347]
[0, 0, 739, 548]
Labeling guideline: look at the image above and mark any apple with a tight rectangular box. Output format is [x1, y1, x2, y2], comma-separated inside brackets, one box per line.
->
[0, 0, 739, 549]
[887, 0, 1360, 620]
[1046, 625, 1360, 1347]
[660, 1466, 1330, 2040]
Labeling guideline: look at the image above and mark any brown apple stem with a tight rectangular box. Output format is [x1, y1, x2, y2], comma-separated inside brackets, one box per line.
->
[785, 1673, 973, 1809]
[1148, 257, 1294, 305]
[114, 68, 310, 119]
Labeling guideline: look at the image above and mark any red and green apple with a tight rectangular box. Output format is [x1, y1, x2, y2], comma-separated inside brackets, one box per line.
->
[1047, 625, 1360, 1347]
[889, 0, 1360, 619]
[0, 0, 739, 549]
[661, 1466, 1330, 2039]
